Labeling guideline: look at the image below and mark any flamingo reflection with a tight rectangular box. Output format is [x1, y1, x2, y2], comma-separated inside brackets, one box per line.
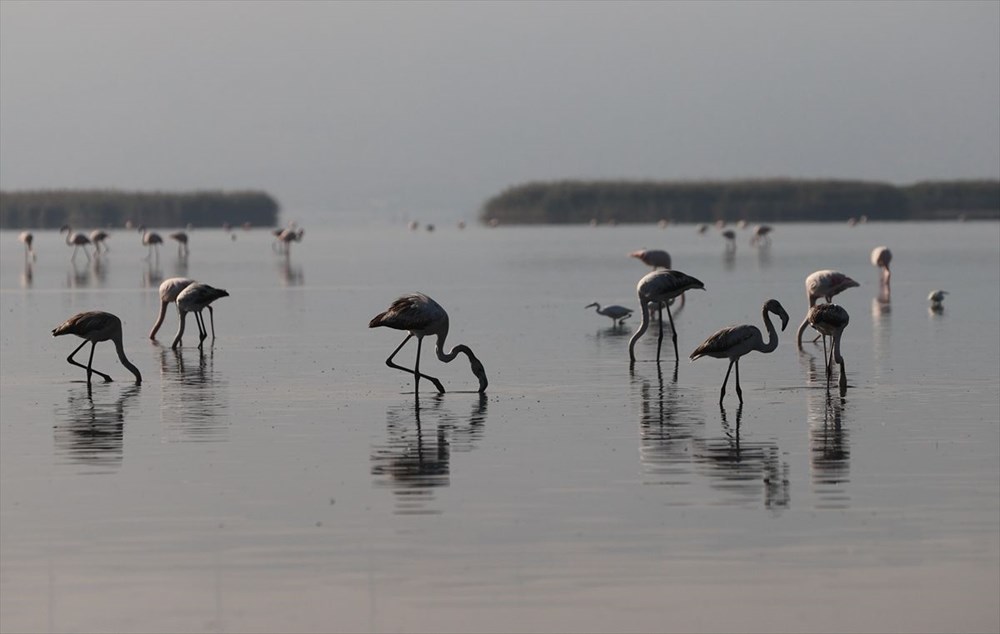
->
[808, 390, 851, 509]
[54, 385, 140, 471]
[158, 345, 229, 442]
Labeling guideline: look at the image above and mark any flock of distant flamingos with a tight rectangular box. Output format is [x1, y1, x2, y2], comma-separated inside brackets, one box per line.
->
[18, 223, 948, 401]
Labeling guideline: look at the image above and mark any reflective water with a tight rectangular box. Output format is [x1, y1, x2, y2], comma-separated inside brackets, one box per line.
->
[1, 221, 998, 632]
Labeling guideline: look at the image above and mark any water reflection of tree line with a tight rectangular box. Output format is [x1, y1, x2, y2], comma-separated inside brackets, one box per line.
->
[54, 384, 140, 472]
[371, 395, 488, 515]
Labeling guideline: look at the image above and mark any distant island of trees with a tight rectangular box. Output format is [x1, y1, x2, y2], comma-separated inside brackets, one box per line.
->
[479, 179, 1000, 225]
[0, 189, 280, 229]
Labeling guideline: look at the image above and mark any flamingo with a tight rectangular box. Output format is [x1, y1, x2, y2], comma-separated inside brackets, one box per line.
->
[275, 227, 304, 255]
[149, 277, 196, 339]
[60, 225, 92, 261]
[750, 225, 773, 246]
[807, 303, 849, 393]
[794, 270, 859, 347]
[629, 249, 672, 270]
[369, 293, 488, 394]
[871, 246, 892, 286]
[628, 269, 705, 363]
[18, 231, 35, 261]
[585, 302, 633, 326]
[169, 231, 189, 257]
[721, 229, 737, 252]
[139, 226, 163, 260]
[90, 230, 110, 253]
[52, 311, 142, 385]
[928, 289, 948, 308]
[690, 299, 789, 404]
[171, 283, 229, 350]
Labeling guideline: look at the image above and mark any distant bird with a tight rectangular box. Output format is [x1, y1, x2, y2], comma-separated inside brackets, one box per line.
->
[149, 277, 196, 339]
[369, 293, 488, 394]
[807, 303, 849, 392]
[697, 224, 709, 234]
[721, 229, 737, 252]
[169, 231, 189, 257]
[629, 249, 672, 270]
[60, 225, 92, 261]
[139, 227, 163, 260]
[171, 283, 230, 350]
[928, 289, 948, 308]
[18, 231, 35, 261]
[585, 302, 633, 326]
[750, 225, 773, 246]
[871, 246, 892, 285]
[275, 227, 304, 255]
[795, 270, 859, 347]
[690, 299, 789, 404]
[89, 230, 110, 253]
[629, 269, 705, 363]
[52, 311, 142, 385]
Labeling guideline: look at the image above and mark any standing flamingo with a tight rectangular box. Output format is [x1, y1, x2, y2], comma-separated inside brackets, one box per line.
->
[807, 303, 849, 392]
[139, 227, 163, 261]
[928, 289, 948, 309]
[690, 299, 789, 404]
[18, 231, 35, 261]
[169, 231, 189, 257]
[585, 302, 633, 326]
[721, 229, 737, 252]
[276, 227, 304, 255]
[750, 225, 773, 246]
[871, 246, 892, 286]
[171, 283, 229, 350]
[369, 293, 488, 394]
[628, 269, 705, 363]
[795, 270, 859, 347]
[90, 230, 110, 253]
[60, 225, 92, 261]
[149, 277, 196, 339]
[52, 311, 142, 385]
[629, 249, 672, 270]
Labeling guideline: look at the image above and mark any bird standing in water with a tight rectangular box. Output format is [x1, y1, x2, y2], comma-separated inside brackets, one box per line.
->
[871, 246, 892, 286]
[52, 311, 142, 385]
[629, 249, 672, 270]
[628, 269, 705, 364]
[60, 225, 92, 262]
[585, 302, 633, 326]
[808, 303, 849, 393]
[19, 231, 35, 261]
[90, 230, 110, 254]
[369, 293, 488, 394]
[690, 299, 789, 404]
[795, 270, 859, 348]
[171, 283, 230, 350]
[169, 231, 189, 257]
[139, 227, 163, 261]
[149, 277, 196, 339]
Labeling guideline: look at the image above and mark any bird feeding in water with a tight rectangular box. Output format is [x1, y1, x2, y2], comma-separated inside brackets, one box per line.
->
[171, 283, 230, 350]
[794, 270, 859, 348]
[807, 303, 849, 393]
[690, 299, 789, 404]
[871, 246, 892, 286]
[148, 277, 196, 340]
[628, 269, 705, 364]
[369, 293, 488, 395]
[52, 311, 142, 385]
[928, 289, 948, 310]
[169, 231, 189, 257]
[585, 302, 633, 326]
[629, 249, 672, 270]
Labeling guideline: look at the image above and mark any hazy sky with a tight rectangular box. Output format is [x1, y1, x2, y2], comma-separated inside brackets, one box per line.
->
[2, 1, 998, 219]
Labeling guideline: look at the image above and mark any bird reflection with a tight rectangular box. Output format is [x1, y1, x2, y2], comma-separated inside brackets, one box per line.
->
[173, 252, 189, 277]
[722, 246, 736, 271]
[872, 296, 891, 381]
[808, 390, 851, 508]
[142, 261, 164, 288]
[634, 363, 703, 483]
[277, 258, 304, 286]
[65, 260, 91, 288]
[755, 243, 772, 269]
[371, 394, 488, 515]
[158, 345, 229, 441]
[53, 384, 140, 471]
[21, 260, 33, 288]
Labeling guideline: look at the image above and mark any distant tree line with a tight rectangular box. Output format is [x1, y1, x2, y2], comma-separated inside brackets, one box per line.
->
[479, 179, 1000, 225]
[0, 189, 280, 229]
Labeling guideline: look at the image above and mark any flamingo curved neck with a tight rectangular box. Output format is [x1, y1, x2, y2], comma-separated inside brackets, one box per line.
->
[628, 299, 653, 361]
[113, 335, 142, 384]
[759, 308, 779, 353]
[149, 301, 169, 338]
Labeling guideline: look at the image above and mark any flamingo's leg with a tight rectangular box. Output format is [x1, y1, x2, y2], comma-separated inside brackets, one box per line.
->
[734, 358, 743, 403]
[83, 245, 91, 262]
[720, 359, 734, 404]
[385, 334, 445, 394]
[207, 306, 215, 338]
[656, 304, 664, 363]
[65, 340, 112, 383]
[171, 311, 187, 350]
[666, 303, 678, 361]
[195, 311, 208, 348]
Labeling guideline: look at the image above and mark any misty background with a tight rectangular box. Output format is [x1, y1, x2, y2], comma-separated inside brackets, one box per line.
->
[1, 1, 998, 224]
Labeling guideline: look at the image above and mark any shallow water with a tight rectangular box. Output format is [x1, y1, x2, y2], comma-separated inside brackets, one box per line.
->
[1, 221, 998, 633]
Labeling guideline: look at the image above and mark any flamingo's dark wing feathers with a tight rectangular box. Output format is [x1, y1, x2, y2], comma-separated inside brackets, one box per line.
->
[52, 311, 118, 337]
[690, 325, 755, 360]
[369, 294, 436, 331]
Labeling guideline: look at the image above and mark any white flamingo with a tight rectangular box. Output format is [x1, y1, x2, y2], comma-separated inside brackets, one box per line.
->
[629, 249, 672, 269]
[149, 277, 196, 339]
[871, 246, 892, 286]
[171, 283, 230, 350]
[690, 299, 789, 404]
[795, 270, 859, 347]
[52, 311, 142, 385]
[60, 225, 92, 261]
[369, 293, 488, 394]
[585, 302, 633, 326]
[89, 230, 110, 253]
[169, 231, 189, 257]
[628, 269, 705, 363]
[139, 226, 163, 261]
[18, 231, 35, 261]
[808, 303, 849, 392]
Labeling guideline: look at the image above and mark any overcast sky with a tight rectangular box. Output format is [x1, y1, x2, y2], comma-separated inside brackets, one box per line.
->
[1, 1, 998, 219]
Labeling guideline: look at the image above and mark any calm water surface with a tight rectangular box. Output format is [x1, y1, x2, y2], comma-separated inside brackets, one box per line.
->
[1, 221, 998, 633]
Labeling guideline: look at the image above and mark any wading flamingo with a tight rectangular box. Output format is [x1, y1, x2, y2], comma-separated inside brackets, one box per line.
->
[171, 283, 229, 350]
[369, 293, 488, 395]
[52, 311, 142, 385]
[276, 227, 304, 255]
[139, 227, 163, 261]
[585, 302, 633, 326]
[795, 270, 859, 347]
[928, 289, 948, 309]
[721, 229, 737, 252]
[60, 225, 92, 261]
[169, 231, 189, 257]
[628, 269, 705, 363]
[629, 249, 672, 270]
[871, 246, 892, 286]
[149, 277, 196, 339]
[750, 225, 772, 246]
[690, 299, 789, 404]
[18, 231, 35, 261]
[90, 230, 110, 253]
[807, 303, 849, 393]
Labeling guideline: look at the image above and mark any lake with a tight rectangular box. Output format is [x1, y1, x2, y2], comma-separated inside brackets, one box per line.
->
[1, 220, 998, 633]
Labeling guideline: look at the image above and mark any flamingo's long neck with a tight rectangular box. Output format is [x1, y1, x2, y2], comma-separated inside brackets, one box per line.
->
[113, 335, 142, 384]
[149, 301, 169, 339]
[758, 307, 779, 354]
[832, 330, 844, 365]
[64, 230, 73, 246]
[628, 296, 652, 361]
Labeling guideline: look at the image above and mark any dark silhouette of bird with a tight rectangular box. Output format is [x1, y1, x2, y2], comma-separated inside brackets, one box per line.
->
[808, 303, 849, 393]
[795, 270, 859, 348]
[52, 311, 142, 385]
[171, 283, 229, 350]
[629, 269, 705, 363]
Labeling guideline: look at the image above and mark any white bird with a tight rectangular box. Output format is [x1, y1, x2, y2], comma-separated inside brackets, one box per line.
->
[139, 226, 163, 261]
[629, 249, 672, 270]
[18, 231, 35, 261]
[149, 277, 196, 339]
[52, 311, 142, 385]
[169, 231, 189, 257]
[171, 283, 230, 350]
[750, 224, 773, 246]
[369, 293, 488, 394]
[89, 230, 110, 253]
[585, 302, 633, 326]
[807, 303, 849, 392]
[871, 246, 892, 285]
[628, 269, 705, 363]
[928, 289, 948, 308]
[795, 270, 859, 347]
[60, 225, 92, 261]
[690, 299, 789, 404]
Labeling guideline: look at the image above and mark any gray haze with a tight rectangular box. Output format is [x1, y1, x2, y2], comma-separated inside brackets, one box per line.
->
[1, 1, 998, 221]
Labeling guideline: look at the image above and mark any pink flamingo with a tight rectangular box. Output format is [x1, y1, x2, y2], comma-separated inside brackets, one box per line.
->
[52, 311, 142, 385]
[795, 270, 859, 347]
[149, 277, 196, 339]
[60, 225, 92, 261]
